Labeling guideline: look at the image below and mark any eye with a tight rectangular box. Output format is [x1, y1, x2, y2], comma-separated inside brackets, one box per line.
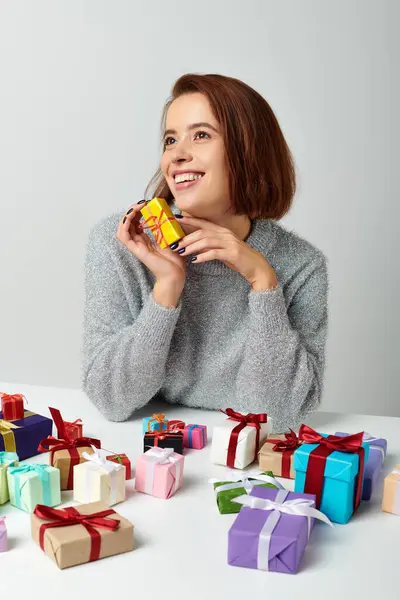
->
[194, 130, 211, 140]
[163, 136, 176, 147]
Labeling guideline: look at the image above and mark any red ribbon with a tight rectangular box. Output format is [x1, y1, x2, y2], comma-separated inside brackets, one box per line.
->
[221, 408, 268, 469]
[34, 504, 119, 563]
[0, 393, 26, 420]
[298, 424, 365, 510]
[267, 429, 302, 478]
[38, 435, 101, 489]
[137, 207, 178, 247]
[167, 420, 185, 432]
[145, 430, 183, 448]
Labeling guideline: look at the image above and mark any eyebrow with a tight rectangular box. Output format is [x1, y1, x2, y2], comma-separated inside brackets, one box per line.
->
[164, 122, 219, 136]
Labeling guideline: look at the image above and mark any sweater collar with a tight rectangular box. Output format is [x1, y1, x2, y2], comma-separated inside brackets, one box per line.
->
[170, 202, 277, 276]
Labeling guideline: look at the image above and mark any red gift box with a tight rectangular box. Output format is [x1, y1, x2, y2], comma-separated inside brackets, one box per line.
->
[106, 454, 131, 480]
[49, 406, 83, 441]
[0, 392, 26, 421]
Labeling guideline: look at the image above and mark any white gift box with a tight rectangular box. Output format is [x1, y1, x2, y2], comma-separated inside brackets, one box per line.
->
[73, 451, 126, 506]
[211, 414, 272, 469]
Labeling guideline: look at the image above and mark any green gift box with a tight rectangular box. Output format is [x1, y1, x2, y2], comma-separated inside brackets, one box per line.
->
[0, 451, 19, 504]
[7, 462, 61, 513]
[213, 470, 285, 514]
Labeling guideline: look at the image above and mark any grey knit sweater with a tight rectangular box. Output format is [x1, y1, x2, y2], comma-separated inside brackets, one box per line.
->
[82, 207, 328, 433]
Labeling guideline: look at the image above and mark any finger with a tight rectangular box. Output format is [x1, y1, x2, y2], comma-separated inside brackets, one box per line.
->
[176, 237, 226, 257]
[173, 230, 227, 251]
[188, 249, 225, 263]
[119, 203, 146, 243]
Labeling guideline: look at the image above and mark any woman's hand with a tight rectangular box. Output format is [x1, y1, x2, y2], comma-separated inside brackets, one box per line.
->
[171, 215, 278, 290]
[116, 203, 186, 284]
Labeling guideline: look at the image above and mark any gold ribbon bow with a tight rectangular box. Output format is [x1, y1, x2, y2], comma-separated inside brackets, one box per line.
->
[0, 419, 19, 453]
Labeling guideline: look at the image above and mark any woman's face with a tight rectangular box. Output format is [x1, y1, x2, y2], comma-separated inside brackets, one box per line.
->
[160, 92, 230, 218]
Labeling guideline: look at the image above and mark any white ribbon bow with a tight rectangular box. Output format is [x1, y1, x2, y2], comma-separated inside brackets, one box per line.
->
[210, 469, 285, 497]
[144, 447, 182, 496]
[232, 489, 333, 571]
[362, 432, 385, 460]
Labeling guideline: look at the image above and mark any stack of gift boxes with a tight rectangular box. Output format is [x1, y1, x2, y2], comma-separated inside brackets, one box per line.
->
[0, 389, 398, 573]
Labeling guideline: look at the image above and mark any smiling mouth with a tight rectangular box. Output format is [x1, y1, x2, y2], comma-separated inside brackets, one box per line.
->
[173, 172, 205, 190]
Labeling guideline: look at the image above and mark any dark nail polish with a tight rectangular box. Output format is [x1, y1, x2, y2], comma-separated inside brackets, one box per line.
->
[138, 200, 146, 204]
[190, 256, 197, 262]
[126, 208, 134, 215]
[170, 242, 179, 250]
[178, 248, 186, 255]
[123, 216, 127, 224]
[174, 214, 183, 219]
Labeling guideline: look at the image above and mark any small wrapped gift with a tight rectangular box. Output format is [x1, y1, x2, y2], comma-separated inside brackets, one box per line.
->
[7, 463, 61, 513]
[106, 453, 131, 480]
[135, 447, 184, 499]
[0, 451, 19, 504]
[294, 426, 370, 524]
[144, 429, 184, 455]
[0, 409, 52, 460]
[335, 431, 387, 501]
[142, 413, 169, 435]
[258, 430, 301, 479]
[382, 465, 400, 515]
[49, 406, 83, 441]
[0, 516, 7, 552]
[212, 470, 285, 514]
[228, 487, 332, 573]
[73, 450, 126, 506]
[139, 197, 185, 249]
[183, 424, 207, 449]
[0, 392, 26, 421]
[211, 409, 272, 469]
[31, 501, 134, 569]
[38, 435, 101, 490]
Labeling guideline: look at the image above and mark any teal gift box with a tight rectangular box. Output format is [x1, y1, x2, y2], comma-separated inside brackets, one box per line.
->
[7, 462, 61, 513]
[142, 414, 168, 435]
[0, 452, 19, 504]
[294, 428, 369, 524]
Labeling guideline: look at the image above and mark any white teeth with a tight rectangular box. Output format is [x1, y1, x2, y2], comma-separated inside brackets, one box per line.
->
[175, 173, 203, 183]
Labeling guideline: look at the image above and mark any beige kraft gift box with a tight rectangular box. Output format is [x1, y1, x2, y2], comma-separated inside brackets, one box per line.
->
[382, 464, 400, 515]
[211, 414, 272, 469]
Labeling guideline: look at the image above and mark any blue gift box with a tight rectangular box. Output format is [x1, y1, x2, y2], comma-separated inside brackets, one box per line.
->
[294, 432, 370, 524]
[0, 410, 53, 460]
[142, 416, 168, 435]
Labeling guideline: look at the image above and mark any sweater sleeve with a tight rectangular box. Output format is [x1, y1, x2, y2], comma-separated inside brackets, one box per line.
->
[81, 222, 181, 421]
[235, 256, 328, 432]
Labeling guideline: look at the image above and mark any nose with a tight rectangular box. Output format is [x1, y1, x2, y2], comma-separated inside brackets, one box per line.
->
[170, 137, 193, 165]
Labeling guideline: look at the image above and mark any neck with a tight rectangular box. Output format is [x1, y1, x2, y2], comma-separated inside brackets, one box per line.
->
[181, 210, 252, 241]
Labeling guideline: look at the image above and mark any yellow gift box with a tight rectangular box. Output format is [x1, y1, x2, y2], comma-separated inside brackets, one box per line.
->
[139, 197, 185, 248]
[382, 464, 400, 515]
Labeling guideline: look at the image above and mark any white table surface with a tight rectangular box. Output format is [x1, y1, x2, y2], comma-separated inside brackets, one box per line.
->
[0, 382, 399, 599]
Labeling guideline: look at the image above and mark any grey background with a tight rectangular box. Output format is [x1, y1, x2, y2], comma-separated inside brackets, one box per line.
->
[0, 1, 397, 416]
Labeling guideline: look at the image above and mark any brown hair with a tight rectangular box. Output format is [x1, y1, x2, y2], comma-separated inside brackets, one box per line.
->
[145, 73, 296, 220]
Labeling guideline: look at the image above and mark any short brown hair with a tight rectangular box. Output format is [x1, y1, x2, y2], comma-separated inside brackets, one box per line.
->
[145, 73, 296, 220]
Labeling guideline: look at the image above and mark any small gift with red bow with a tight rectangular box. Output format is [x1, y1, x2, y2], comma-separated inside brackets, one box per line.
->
[293, 425, 370, 524]
[0, 392, 27, 421]
[49, 407, 83, 441]
[211, 409, 272, 469]
[258, 430, 302, 479]
[31, 501, 134, 569]
[143, 424, 184, 455]
[38, 434, 101, 490]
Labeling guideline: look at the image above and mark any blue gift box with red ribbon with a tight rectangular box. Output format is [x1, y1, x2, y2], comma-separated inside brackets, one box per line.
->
[293, 426, 369, 524]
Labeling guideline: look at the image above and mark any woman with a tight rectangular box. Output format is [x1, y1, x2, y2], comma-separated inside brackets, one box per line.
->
[82, 73, 328, 433]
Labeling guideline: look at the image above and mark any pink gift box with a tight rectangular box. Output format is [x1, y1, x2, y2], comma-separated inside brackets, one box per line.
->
[134, 447, 184, 499]
[0, 517, 7, 552]
[183, 424, 207, 449]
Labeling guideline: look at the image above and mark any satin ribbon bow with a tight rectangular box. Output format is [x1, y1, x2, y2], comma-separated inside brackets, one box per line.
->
[298, 424, 365, 510]
[268, 429, 301, 452]
[33, 504, 120, 562]
[49, 407, 82, 441]
[138, 207, 177, 247]
[147, 413, 168, 433]
[108, 454, 125, 465]
[0, 419, 19, 453]
[146, 446, 175, 464]
[8, 463, 49, 476]
[210, 469, 285, 496]
[0, 393, 26, 404]
[38, 435, 101, 454]
[82, 450, 120, 473]
[167, 420, 185, 432]
[221, 408, 268, 469]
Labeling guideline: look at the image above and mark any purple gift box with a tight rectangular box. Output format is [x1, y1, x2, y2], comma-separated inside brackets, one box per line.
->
[0, 517, 7, 552]
[0, 410, 52, 460]
[228, 487, 320, 574]
[335, 432, 387, 501]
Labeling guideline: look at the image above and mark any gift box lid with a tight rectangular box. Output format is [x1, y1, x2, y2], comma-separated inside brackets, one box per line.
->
[293, 433, 370, 483]
[230, 487, 317, 562]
